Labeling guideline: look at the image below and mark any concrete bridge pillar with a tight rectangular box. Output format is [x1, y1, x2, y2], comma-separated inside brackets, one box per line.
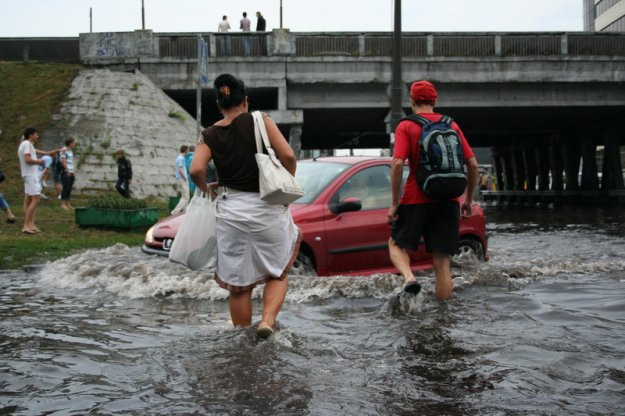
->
[581, 138, 599, 191]
[601, 125, 624, 190]
[548, 141, 564, 191]
[535, 145, 550, 191]
[493, 154, 504, 191]
[524, 148, 537, 191]
[502, 152, 514, 191]
[562, 141, 581, 191]
[512, 150, 526, 190]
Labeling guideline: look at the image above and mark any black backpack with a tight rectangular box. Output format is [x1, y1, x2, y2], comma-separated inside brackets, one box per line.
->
[401, 114, 467, 199]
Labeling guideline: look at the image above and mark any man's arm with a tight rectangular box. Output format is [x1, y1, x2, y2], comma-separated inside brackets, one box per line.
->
[462, 156, 479, 217]
[177, 162, 187, 182]
[387, 157, 404, 224]
[127, 160, 133, 181]
[60, 152, 69, 172]
[24, 153, 44, 166]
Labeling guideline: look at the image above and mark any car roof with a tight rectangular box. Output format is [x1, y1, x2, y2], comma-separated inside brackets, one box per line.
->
[299, 156, 392, 165]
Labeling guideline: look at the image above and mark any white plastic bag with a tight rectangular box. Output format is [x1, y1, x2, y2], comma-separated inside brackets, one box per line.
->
[253, 111, 305, 204]
[168, 189, 217, 270]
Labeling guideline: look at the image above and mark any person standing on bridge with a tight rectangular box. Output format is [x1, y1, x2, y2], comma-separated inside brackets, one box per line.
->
[256, 11, 266, 32]
[387, 80, 478, 300]
[189, 73, 300, 339]
[218, 15, 231, 55]
[240, 12, 252, 56]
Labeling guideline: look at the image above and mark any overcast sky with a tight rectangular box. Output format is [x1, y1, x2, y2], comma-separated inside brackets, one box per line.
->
[0, 0, 583, 37]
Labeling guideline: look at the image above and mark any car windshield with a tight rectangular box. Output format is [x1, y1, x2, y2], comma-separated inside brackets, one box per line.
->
[294, 161, 350, 204]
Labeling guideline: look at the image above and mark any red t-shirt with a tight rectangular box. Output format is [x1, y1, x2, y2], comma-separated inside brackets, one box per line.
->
[393, 113, 475, 205]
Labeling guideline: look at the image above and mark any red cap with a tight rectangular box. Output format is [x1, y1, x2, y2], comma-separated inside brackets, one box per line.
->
[410, 80, 438, 101]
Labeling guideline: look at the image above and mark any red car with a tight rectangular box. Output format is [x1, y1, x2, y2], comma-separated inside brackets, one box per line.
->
[142, 157, 488, 276]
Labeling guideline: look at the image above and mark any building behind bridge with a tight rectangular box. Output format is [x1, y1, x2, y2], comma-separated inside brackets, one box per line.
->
[584, 0, 625, 32]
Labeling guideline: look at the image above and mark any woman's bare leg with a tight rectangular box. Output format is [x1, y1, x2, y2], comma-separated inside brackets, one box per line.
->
[259, 277, 289, 329]
[229, 289, 253, 327]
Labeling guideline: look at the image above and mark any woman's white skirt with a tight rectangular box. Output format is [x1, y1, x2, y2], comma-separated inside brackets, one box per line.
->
[214, 190, 301, 292]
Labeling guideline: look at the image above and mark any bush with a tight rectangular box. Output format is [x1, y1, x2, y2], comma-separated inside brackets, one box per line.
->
[86, 197, 148, 210]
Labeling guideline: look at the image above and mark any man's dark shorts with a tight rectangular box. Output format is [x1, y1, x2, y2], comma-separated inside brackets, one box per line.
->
[391, 200, 460, 256]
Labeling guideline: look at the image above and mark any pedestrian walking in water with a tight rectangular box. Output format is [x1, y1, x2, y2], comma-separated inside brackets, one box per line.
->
[189, 73, 301, 338]
[115, 149, 133, 198]
[387, 81, 478, 300]
[171, 145, 190, 215]
[256, 11, 266, 31]
[59, 138, 77, 210]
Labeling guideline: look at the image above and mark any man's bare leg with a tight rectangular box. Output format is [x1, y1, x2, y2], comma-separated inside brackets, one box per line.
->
[432, 252, 453, 300]
[389, 238, 421, 294]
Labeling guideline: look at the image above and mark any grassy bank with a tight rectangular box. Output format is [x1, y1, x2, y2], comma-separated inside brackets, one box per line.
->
[0, 62, 168, 269]
[0, 193, 170, 270]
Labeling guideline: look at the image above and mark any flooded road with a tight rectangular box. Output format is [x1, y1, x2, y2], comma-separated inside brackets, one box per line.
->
[1, 207, 625, 415]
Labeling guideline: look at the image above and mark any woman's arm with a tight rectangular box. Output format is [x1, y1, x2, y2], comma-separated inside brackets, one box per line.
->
[189, 142, 212, 193]
[263, 115, 297, 176]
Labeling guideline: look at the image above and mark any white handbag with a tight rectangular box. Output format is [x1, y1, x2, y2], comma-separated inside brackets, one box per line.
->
[168, 188, 217, 270]
[252, 111, 305, 204]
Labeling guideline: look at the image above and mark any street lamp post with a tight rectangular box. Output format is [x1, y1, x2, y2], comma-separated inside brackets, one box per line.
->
[389, 0, 403, 152]
[141, 0, 145, 30]
[280, 0, 283, 29]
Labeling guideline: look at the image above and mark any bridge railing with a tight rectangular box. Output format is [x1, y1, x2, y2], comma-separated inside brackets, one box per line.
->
[158, 33, 268, 58]
[155, 32, 625, 59]
[9, 31, 622, 62]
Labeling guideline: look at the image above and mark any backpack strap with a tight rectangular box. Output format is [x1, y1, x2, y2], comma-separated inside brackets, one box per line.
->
[440, 115, 454, 126]
[401, 114, 431, 126]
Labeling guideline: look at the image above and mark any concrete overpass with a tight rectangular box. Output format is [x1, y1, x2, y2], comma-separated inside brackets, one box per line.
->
[4, 30, 625, 199]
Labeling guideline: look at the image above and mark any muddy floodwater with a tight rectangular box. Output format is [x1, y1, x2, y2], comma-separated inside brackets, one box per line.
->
[1, 207, 625, 415]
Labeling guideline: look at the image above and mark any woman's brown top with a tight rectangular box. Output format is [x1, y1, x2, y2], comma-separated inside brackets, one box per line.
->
[200, 112, 263, 192]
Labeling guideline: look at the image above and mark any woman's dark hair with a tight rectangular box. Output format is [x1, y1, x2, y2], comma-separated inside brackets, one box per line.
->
[65, 138, 75, 146]
[23, 127, 37, 139]
[214, 73, 247, 110]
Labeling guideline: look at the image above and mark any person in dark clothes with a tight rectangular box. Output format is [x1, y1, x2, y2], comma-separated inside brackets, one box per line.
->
[115, 149, 133, 198]
[256, 11, 266, 31]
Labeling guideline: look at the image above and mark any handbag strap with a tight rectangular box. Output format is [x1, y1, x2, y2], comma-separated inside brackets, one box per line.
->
[252, 111, 282, 166]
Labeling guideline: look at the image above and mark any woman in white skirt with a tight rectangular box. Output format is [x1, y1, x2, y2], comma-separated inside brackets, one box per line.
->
[190, 73, 301, 338]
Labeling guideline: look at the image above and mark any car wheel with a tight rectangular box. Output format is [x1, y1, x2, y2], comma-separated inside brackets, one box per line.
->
[453, 238, 484, 263]
[291, 252, 317, 276]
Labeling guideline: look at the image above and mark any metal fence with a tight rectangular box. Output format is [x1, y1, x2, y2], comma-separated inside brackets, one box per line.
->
[568, 34, 625, 55]
[295, 35, 360, 56]
[364, 35, 428, 56]
[501, 35, 561, 56]
[0, 38, 79, 62]
[2, 32, 624, 62]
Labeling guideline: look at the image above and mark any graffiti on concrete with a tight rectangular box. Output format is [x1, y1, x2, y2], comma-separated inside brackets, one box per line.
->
[96, 33, 130, 57]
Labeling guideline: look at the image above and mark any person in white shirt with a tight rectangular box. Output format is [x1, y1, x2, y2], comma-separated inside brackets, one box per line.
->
[218, 15, 231, 56]
[17, 128, 46, 234]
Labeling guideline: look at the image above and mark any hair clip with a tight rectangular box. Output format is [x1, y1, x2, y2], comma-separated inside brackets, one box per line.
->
[220, 85, 231, 98]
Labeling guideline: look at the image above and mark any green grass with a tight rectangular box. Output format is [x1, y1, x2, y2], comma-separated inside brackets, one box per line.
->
[0, 193, 171, 270]
[0, 62, 171, 270]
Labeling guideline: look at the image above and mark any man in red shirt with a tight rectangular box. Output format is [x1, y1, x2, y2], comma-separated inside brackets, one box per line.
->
[387, 80, 478, 300]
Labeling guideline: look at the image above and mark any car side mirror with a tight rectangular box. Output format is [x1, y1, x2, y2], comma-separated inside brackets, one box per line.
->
[332, 197, 362, 214]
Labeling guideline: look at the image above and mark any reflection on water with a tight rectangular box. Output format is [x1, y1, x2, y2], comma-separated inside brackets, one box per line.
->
[1, 207, 625, 415]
